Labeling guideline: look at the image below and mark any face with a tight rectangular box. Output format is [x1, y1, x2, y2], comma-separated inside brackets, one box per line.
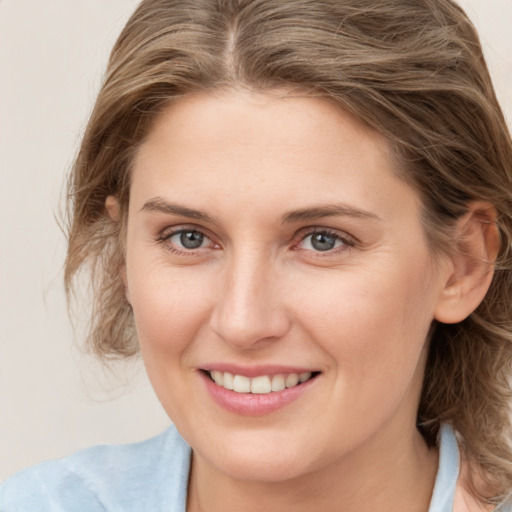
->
[124, 91, 450, 482]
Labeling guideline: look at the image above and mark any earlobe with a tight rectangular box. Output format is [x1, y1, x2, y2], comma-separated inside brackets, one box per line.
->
[434, 201, 500, 324]
[105, 195, 121, 222]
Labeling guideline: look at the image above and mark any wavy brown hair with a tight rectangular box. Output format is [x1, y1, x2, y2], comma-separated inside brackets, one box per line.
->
[65, 0, 512, 504]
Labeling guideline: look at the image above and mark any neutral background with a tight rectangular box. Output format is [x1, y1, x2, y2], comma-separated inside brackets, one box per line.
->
[1, 0, 511, 480]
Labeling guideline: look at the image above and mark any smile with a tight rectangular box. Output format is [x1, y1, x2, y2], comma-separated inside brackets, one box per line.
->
[207, 370, 317, 394]
[200, 368, 321, 415]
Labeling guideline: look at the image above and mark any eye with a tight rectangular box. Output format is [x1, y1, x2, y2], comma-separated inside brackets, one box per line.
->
[172, 229, 206, 250]
[157, 226, 218, 254]
[305, 232, 340, 251]
[297, 229, 353, 253]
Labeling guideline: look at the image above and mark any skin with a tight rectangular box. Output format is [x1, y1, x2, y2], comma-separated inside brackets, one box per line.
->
[112, 90, 495, 512]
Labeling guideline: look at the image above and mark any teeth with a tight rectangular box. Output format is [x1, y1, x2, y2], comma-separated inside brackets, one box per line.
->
[299, 372, 311, 383]
[211, 370, 224, 386]
[271, 374, 286, 392]
[233, 375, 251, 393]
[251, 376, 271, 394]
[208, 371, 314, 394]
[285, 373, 299, 388]
[223, 372, 234, 390]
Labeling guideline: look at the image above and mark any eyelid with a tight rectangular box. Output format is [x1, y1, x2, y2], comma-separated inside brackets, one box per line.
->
[155, 223, 357, 257]
[157, 224, 219, 253]
[293, 227, 358, 253]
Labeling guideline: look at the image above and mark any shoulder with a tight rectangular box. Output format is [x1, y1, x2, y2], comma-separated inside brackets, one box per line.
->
[431, 425, 512, 512]
[453, 485, 512, 512]
[453, 445, 512, 512]
[0, 425, 190, 512]
[495, 500, 512, 512]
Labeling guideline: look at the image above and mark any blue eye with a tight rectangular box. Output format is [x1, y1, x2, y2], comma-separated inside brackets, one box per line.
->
[299, 231, 347, 252]
[169, 229, 206, 250]
[178, 230, 205, 249]
[310, 233, 339, 251]
[157, 226, 220, 257]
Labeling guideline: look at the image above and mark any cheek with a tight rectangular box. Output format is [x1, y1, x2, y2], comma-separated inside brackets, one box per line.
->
[129, 273, 212, 351]
[295, 259, 436, 376]
[124, 240, 216, 366]
[125, 262, 217, 418]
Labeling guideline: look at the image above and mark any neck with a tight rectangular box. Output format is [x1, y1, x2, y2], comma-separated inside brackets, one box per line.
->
[187, 420, 438, 512]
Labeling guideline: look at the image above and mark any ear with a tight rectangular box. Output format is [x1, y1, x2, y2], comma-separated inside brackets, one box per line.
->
[434, 201, 500, 324]
[105, 195, 121, 222]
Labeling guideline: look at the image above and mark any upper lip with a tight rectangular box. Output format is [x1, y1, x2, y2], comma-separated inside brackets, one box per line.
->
[200, 363, 320, 378]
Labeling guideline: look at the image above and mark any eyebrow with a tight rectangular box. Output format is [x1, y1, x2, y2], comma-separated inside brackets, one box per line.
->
[280, 204, 380, 224]
[141, 197, 218, 223]
[141, 197, 380, 224]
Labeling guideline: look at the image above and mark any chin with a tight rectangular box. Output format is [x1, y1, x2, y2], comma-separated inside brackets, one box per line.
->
[191, 427, 325, 483]
[211, 451, 313, 483]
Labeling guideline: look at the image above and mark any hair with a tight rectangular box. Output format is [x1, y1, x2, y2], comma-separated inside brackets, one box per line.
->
[64, 0, 512, 504]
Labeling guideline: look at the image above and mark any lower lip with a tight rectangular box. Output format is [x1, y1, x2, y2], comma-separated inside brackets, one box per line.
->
[200, 372, 318, 416]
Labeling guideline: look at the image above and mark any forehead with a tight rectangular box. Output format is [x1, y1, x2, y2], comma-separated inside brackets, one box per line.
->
[130, 91, 420, 224]
[137, 90, 389, 165]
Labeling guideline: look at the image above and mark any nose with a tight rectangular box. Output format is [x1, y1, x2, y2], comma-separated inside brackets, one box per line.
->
[209, 251, 291, 350]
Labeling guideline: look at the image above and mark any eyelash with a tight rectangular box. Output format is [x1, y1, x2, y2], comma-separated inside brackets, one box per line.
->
[292, 228, 356, 257]
[156, 226, 356, 257]
[156, 225, 217, 256]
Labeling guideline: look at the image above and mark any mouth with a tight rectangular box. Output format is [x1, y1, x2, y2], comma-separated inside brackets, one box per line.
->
[202, 369, 321, 394]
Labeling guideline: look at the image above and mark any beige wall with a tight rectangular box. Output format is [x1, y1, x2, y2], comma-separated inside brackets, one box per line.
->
[1, 0, 511, 479]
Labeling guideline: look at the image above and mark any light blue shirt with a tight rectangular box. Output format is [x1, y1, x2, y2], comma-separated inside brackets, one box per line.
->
[0, 424, 509, 511]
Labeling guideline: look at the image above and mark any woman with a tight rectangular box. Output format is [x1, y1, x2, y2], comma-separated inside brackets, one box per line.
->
[2, 0, 512, 511]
